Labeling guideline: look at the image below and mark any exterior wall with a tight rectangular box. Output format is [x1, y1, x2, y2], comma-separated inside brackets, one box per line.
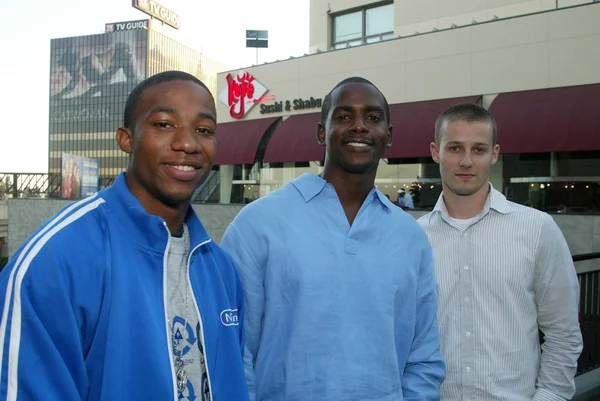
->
[394, 0, 592, 37]
[7, 199, 600, 273]
[220, 3, 600, 123]
[147, 30, 225, 99]
[309, 0, 594, 52]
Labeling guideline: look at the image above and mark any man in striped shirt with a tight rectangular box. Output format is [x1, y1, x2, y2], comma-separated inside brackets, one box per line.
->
[418, 103, 582, 401]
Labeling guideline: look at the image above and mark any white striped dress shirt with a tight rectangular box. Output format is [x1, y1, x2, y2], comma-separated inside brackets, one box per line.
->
[418, 185, 583, 401]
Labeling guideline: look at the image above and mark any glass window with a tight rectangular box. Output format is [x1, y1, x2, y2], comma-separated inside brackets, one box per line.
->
[503, 151, 600, 213]
[365, 4, 394, 36]
[332, 3, 394, 48]
[333, 11, 362, 43]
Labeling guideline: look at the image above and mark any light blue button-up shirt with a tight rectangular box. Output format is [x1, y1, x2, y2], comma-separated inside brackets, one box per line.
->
[221, 173, 445, 401]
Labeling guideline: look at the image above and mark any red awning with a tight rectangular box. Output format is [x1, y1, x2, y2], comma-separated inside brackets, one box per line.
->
[489, 84, 600, 153]
[214, 117, 278, 165]
[264, 113, 324, 163]
[385, 96, 481, 159]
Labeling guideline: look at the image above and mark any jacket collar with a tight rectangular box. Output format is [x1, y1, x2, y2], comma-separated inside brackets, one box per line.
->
[99, 173, 211, 253]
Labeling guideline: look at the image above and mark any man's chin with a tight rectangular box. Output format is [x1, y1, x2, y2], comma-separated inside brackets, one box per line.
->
[341, 159, 379, 175]
[449, 183, 484, 197]
[157, 188, 196, 206]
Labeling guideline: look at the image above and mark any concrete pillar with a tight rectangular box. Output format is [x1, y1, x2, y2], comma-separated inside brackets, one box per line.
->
[219, 165, 234, 204]
[550, 152, 559, 178]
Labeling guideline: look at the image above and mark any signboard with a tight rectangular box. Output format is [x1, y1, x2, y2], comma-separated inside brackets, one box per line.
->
[218, 71, 268, 119]
[260, 97, 323, 114]
[62, 154, 100, 199]
[246, 30, 268, 39]
[246, 29, 268, 48]
[105, 19, 149, 32]
[132, 0, 181, 29]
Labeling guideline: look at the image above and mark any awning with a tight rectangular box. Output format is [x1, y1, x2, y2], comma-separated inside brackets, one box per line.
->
[214, 117, 279, 165]
[385, 96, 481, 159]
[489, 84, 600, 153]
[264, 112, 324, 163]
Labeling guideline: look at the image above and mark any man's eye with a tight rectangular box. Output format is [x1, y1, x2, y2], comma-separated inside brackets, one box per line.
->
[335, 115, 350, 121]
[197, 127, 214, 135]
[367, 115, 381, 121]
[153, 122, 172, 129]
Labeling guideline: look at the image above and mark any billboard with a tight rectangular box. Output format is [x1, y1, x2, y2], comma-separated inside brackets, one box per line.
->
[132, 0, 181, 29]
[49, 30, 147, 134]
[62, 153, 100, 199]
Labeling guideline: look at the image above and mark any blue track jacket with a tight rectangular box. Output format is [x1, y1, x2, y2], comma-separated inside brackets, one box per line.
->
[0, 173, 249, 401]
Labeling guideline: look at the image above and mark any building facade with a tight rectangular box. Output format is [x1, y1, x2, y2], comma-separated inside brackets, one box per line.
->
[48, 23, 224, 181]
[210, 0, 600, 214]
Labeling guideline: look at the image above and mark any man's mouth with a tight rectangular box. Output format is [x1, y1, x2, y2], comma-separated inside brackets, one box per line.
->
[456, 173, 475, 180]
[165, 164, 198, 172]
[343, 138, 374, 150]
[347, 142, 370, 148]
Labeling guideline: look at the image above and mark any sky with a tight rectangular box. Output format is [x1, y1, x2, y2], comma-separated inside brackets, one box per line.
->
[0, 0, 309, 173]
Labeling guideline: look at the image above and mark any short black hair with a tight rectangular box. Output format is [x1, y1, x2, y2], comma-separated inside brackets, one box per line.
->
[320, 77, 390, 125]
[123, 70, 214, 129]
[434, 103, 497, 145]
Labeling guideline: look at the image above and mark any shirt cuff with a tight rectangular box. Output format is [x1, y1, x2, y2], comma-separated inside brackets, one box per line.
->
[532, 387, 567, 401]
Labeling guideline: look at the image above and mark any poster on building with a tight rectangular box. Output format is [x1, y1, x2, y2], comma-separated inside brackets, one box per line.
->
[62, 154, 100, 199]
[49, 30, 148, 134]
[62, 154, 83, 199]
[81, 157, 100, 197]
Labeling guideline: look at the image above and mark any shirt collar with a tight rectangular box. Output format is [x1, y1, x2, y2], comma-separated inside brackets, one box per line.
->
[373, 189, 394, 213]
[291, 173, 327, 202]
[431, 183, 514, 222]
[291, 173, 393, 213]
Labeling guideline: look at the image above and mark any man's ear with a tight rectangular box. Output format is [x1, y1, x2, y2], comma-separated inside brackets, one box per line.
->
[116, 127, 133, 154]
[317, 122, 326, 146]
[430, 142, 440, 163]
[491, 144, 500, 165]
[386, 125, 393, 148]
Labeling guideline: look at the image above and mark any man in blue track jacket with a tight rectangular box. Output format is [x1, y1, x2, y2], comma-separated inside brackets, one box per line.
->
[0, 71, 249, 401]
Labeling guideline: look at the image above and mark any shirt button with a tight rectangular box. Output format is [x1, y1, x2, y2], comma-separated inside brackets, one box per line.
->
[465, 331, 471, 337]
[463, 265, 469, 270]
[466, 366, 471, 373]
[465, 297, 470, 303]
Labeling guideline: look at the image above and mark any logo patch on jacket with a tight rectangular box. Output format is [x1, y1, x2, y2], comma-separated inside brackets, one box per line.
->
[220, 309, 239, 326]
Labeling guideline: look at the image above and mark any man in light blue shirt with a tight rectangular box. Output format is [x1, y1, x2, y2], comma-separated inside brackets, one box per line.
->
[221, 77, 445, 401]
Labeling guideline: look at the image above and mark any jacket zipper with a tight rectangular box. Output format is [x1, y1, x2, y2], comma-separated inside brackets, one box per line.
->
[161, 224, 179, 401]
[187, 239, 214, 400]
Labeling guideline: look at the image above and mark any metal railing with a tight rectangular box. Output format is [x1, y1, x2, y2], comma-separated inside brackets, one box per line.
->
[0, 173, 115, 200]
[192, 170, 220, 203]
[0, 173, 62, 199]
[576, 252, 600, 375]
